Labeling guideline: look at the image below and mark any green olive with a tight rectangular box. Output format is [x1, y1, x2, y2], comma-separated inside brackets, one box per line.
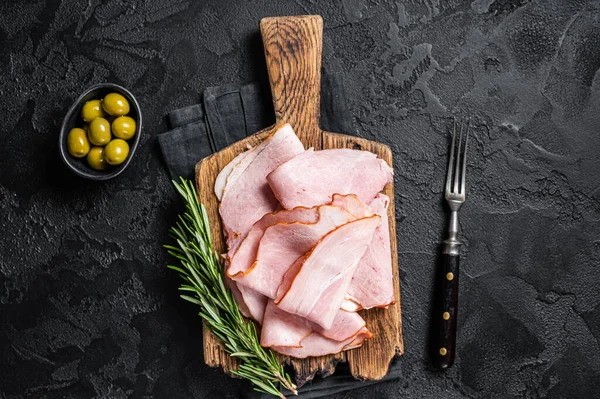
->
[102, 93, 130, 116]
[88, 117, 111, 145]
[104, 139, 130, 165]
[67, 128, 90, 158]
[82, 124, 89, 133]
[87, 147, 109, 171]
[111, 116, 136, 140]
[81, 99, 106, 122]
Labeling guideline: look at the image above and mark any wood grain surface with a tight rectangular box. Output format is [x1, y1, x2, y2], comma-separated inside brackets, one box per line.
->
[195, 15, 403, 387]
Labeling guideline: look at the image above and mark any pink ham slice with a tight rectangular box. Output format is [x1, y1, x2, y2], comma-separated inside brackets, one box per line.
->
[227, 206, 319, 274]
[275, 215, 381, 329]
[236, 283, 268, 323]
[226, 277, 253, 319]
[272, 328, 372, 358]
[225, 207, 316, 323]
[260, 301, 369, 347]
[214, 151, 249, 201]
[329, 194, 379, 311]
[267, 148, 393, 210]
[331, 193, 375, 219]
[224, 261, 267, 323]
[343, 194, 395, 311]
[216, 125, 304, 326]
[260, 300, 312, 348]
[261, 301, 372, 357]
[219, 124, 305, 251]
[231, 205, 355, 298]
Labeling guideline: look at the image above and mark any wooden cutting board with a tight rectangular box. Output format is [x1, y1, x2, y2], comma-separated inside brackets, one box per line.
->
[195, 15, 403, 387]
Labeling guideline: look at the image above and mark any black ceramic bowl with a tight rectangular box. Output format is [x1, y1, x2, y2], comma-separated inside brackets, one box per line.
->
[59, 83, 142, 180]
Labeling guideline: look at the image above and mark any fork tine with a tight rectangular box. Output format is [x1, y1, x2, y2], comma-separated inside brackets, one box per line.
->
[445, 120, 457, 195]
[452, 121, 463, 194]
[460, 121, 470, 195]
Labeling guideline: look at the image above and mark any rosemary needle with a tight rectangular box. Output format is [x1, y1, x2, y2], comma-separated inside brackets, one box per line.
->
[165, 178, 297, 398]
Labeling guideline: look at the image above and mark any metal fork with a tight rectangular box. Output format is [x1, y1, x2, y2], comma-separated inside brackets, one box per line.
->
[433, 120, 469, 369]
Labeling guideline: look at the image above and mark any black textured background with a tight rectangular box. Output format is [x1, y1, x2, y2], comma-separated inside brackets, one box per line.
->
[1, 0, 600, 398]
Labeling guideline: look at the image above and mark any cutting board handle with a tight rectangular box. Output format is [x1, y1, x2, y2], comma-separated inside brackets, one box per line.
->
[260, 15, 323, 149]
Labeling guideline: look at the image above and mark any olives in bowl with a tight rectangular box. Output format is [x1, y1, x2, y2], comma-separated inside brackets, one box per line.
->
[59, 83, 142, 180]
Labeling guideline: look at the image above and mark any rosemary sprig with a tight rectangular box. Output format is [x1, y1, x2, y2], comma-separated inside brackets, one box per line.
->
[165, 178, 297, 398]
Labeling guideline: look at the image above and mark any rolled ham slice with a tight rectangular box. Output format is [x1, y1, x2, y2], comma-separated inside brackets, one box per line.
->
[343, 194, 395, 311]
[275, 215, 381, 329]
[267, 148, 393, 210]
[231, 205, 355, 298]
[219, 124, 304, 251]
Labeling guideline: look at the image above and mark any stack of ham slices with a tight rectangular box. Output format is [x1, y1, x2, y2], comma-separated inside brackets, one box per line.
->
[215, 124, 395, 358]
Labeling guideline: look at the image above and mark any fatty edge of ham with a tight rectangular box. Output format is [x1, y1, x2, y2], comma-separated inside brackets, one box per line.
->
[267, 148, 393, 210]
[261, 301, 369, 348]
[331, 193, 374, 218]
[226, 206, 320, 276]
[275, 215, 381, 329]
[343, 193, 395, 311]
[232, 205, 355, 299]
[218, 124, 304, 251]
[227, 195, 368, 298]
[214, 151, 249, 201]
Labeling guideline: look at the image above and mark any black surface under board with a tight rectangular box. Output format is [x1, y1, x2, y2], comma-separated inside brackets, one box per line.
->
[1, 0, 599, 398]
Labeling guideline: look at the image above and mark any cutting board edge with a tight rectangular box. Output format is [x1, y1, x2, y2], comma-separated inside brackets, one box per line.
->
[322, 131, 393, 152]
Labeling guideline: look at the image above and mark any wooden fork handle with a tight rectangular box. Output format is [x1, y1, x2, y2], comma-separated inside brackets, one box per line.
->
[432, 253, 460, 369]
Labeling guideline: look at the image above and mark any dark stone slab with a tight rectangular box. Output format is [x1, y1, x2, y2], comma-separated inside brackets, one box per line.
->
[1, 0, 599, 398]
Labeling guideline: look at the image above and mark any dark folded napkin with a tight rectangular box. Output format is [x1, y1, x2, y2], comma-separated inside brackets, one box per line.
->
[265, 360, 403, 399]
[158, 71, 401, 398]
[158, 72, 354, 181]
